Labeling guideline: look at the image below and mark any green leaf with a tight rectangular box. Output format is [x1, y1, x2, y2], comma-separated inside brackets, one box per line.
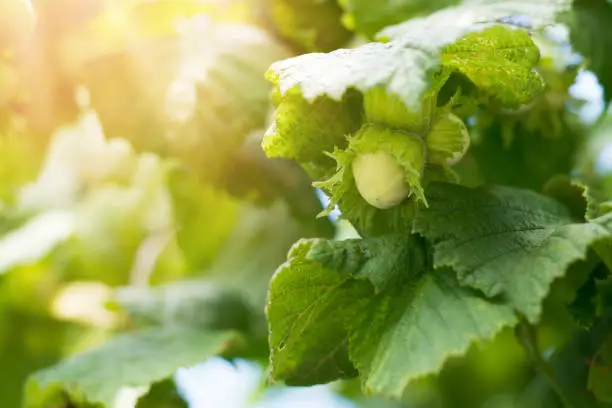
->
[465, 48, 582, 192]
[576, 175, 612, 221]
[260, 0, 353, 52]
[595, 239, 612, 272]
[24, 327, 240, 408]
[413, 183, 612, 323]
[567, 263, 610, 329]
[263, 89, 363, 166]
[268, 0, 567, 114]
[542, 175, 589, 222]
[111, 281, 253, 332]
[542, 176, 612, 270]
[338, 0, 459, 39]
[570, 0, 612, 103]
[305, 234, 421, 293]
[267, 239, 371, 385]
[350, 269, 515, 398]
[440, 26, 544, 108]
[267, 25, 554, 236]
[267, 234, 516, 398]
[265, 2, 568, 217]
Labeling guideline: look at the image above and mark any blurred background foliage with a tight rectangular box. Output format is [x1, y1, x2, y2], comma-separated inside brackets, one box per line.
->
[1, 0, 612, 407]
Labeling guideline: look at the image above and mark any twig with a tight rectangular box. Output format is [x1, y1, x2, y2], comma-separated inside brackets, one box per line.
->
[517, 317, 575, 408]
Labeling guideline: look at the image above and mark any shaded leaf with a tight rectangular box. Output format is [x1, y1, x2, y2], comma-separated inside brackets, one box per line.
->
[521, 334, 609, 408]
[567, 264, 609, 329]
[414, 183, 612, 322]
[111, 281, 253, 333]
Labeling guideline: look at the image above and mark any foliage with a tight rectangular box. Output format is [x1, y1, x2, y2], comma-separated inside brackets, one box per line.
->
[3, 0, 612, 407]
[25, 328, 240, 408]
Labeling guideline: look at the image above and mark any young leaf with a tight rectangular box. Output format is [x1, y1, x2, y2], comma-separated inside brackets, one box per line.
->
[267, 41, 438, 116]
[24, 327, 240, 408]
[269, 0, 569, 114]
[267, 234, 516, 399]
[414, 183, 612, 323]
[440, 26, 544, 109]
[263, 90, 363, 166]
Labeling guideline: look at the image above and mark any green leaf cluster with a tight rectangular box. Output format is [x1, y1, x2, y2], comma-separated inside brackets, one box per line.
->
[5, 0, 612, 407]
[261, 0, 612, 404]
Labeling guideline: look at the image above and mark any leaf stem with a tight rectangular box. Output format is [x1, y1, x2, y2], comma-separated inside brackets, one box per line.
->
[517, 317, 575, 408]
